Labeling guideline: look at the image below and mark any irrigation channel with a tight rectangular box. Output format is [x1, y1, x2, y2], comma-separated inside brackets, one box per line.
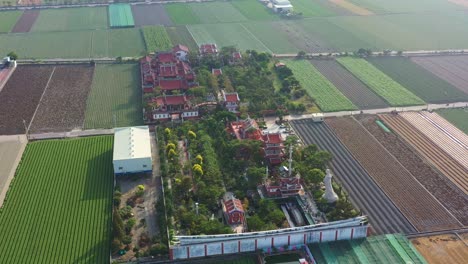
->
[290, 119, 417, 235]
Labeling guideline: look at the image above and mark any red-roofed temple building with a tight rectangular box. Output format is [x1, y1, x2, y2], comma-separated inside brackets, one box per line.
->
[222, 192, 245, 233]
[199, 43, 218, 56]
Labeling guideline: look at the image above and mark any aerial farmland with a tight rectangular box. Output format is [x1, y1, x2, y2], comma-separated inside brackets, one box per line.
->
[0, 0, 467, 263]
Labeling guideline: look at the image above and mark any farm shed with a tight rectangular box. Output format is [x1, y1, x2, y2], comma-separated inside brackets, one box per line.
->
[113, 126, 152, 175]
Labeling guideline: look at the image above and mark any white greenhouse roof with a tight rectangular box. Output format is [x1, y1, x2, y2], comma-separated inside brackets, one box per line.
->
[113, 126, 152, 160]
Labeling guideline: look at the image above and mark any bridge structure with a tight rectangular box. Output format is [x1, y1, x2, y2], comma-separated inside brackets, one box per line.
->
[169, 216, 369, 260]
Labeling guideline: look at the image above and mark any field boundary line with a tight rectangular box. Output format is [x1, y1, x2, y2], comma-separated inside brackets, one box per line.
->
[185, 25, 201, 47]
[239, 23, 272, 54]
[351, 116, 464, 228]
[28, 66, 56, 132]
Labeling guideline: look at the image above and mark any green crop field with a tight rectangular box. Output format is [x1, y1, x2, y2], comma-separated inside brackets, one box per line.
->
[165, 3, 200, 25]
[92, 28, 146, 58]
[84, 63, 142, 129]
[368, 57, 468, 104]
[337, 57, 425, 106]
[285, 59, 357, 112]
[0, 11, 22, 33]
[32, 7, 108, 32]
[142, 26, 173, 52]
[436, 108, 468, 134]
[0, 136, 113, 263]
[109, 4, 135, 28]
[189, 2, 247, 24]
[347, 0, 460, 14]
[166, 26, 198, 52]
[289, 0, 335, 17]
[188, 23, 270, 52]
[243, 22, 298, 54]
[231, 0, 278, 21]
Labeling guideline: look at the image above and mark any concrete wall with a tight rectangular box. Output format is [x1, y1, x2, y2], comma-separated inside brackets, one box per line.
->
[170, 225, 369, 260]
[113, 157, 152, 174]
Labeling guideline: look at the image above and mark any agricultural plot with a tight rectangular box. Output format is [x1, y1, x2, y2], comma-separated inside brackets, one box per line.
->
[325, 117, 462, 232]
[242, 22, 298, 54]
[400, 112, 468, 169]
[166, 26, 198, 52]
[32, 7, 108, 32]
[379, 114, 468, 196]
[0, 135, 27, 207]
[109, 4, 135, 28]
[165, 3, 200, 25]
[357, 115, 468, 225]
[0, 65, 54, 135]
[285, 60, 357, 112]
[289, 0, 335, 17]
[436, 108, 468, 134]
[142, 26, 173, 52]
[328, 0, 373, 15]
[337, 57, 425, 106]
[131, 4, 173, 26]
[230, 0, 279, 21]
[84, 63, 143, 129]
[189, 2, 248, 24]
[0, 136, 113, 263]
[368, 57, 468, 104]
[347, 0, 461, 13]
[188, 23, 270, 52]
[411, 56, 468, 95]
[0, 11, 22, 33]
[310, 59, 387, 109]
[291, 119, 416, 234]
[412, 234, 468, 264]
[11, 10, 39, 33]
[29, 65, 94, 133]
[92, 28, 146, 58]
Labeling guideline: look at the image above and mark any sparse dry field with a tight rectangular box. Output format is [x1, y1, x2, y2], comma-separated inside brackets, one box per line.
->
[325, 117, 462, 232]
[29, 64, 94, 133]
[132, 4, 173, 26]
[412, 234, 468, 264]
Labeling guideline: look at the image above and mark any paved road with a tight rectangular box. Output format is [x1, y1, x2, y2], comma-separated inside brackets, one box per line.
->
[0, 135, 27, 207]
[28, 128, 113, 140]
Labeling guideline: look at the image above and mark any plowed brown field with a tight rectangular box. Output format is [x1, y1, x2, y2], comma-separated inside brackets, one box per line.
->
[357, 115, 468, 225]
[412, 234, 468, 264]
[325, 117, 462, 232]
[380, 114, 468, 195]
[11, 10, 39, 33]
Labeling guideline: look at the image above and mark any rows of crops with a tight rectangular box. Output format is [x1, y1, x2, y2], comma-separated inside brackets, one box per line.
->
[142, 26, 173, 52]
[84, 63, 143, 129]
[285, 60, 357, 112]
[0, 136, 113, 263]
[436, 108, 468, 134]
[337, 57, 425, 106]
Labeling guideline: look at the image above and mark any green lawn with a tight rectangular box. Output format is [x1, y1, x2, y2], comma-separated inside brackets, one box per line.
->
[0, 136, 113, 263]
[188, 23, 270, 52]
[166, 26, 198, 52]
[231, 0, 279, 21]
[436, 108, 468, 134]
[84, 63, 142, 129]
[289, 0, 335, 17]
[142, 26, 173, 52]
[285, 59, 357, 112]
[32, 7, 108, 32]
[368, 57, 468, 104]
[165, 3, 200, 25]
[189, 2, 247, 23]
[0, 11, 22, 33]
[337, 57, 425, 106]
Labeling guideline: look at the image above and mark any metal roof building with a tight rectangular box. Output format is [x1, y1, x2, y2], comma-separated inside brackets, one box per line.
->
[113, 126, 152, 175]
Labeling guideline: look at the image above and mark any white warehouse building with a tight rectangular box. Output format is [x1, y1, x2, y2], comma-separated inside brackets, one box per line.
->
[113, 126, 153, 175]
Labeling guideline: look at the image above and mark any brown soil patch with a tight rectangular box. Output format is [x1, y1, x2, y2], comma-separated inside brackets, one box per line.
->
[29, 64, 94, 133]
[356, 115, 468, 225]
[0, 65, 54, 135]
[325, 116, 462, 232]
[447, 0, 468, 8]
[11, 10, 39, 33]
[411, 234, 468, 264]
[329, 0, 374, 15]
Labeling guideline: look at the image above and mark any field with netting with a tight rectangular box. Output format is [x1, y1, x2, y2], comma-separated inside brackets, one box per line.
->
[0, 136, 113, 263]
[84, 63, 142, 129]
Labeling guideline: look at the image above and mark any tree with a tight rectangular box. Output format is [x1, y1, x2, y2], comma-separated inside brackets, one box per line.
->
[269, 209, 285, 226]
[247, 215, 265, 231]
[195, 154, 203, 165]
[166, 143, 176, 153]
[246, 167, 266, 188]
[7, 51, 18, 60]
[188, 130, 197, 140]
[113, 208, 125, 241]
[303, 168, 325, 187]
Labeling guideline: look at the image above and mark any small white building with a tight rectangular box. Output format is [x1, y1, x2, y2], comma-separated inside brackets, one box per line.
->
[113, 126, 153, 175]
